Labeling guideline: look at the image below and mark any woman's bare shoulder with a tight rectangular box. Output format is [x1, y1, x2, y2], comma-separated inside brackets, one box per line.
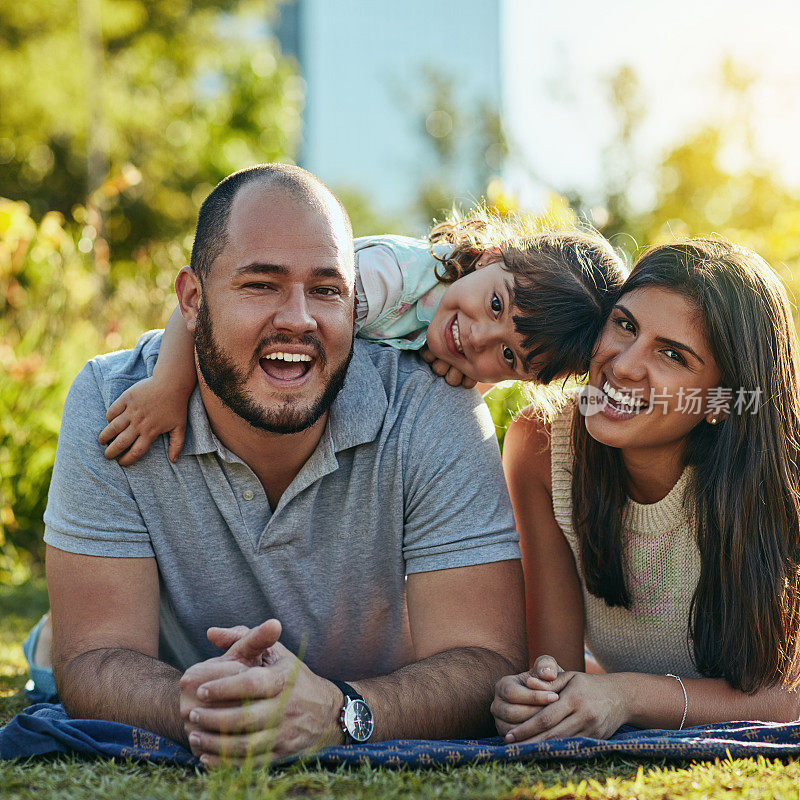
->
[503, 406, 553, 494]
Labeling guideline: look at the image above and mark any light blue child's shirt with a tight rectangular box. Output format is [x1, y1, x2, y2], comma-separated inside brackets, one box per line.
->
[354, 235, 453, 350]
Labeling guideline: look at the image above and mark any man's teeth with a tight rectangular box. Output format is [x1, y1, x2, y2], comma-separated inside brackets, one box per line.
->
[452, 319, 464, 354]
[263, 352, 312, 362]
[602, 381, 644, 409]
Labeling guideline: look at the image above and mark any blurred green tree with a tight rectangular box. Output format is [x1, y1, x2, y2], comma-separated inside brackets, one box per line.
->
[641, 58, 800, 293]
[0, 0, 303, 266]
[581, 58, 800, 302]
[411, 67, 509, 227]
[597, 64, 647, 251]
[333, 186, 408, 239]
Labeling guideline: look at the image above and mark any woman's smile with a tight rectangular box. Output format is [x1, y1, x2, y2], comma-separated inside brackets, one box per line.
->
[597, 377, 649, 420]
[586, 285, 722, 460]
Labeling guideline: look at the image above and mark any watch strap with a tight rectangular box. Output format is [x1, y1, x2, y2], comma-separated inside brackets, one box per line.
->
[331, 679, 363, 703]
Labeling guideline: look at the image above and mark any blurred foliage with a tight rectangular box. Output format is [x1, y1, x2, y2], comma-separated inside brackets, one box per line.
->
[585, 60, 800, 309]
[0, 198, 188, 582]
[596, 64, 646, 250]
[334, 186, 409, 239]
[411, 67, 509, 228]
[644, 126, 800, 291]
[0, 0, 302, 264]
[484, 383, 527, 451]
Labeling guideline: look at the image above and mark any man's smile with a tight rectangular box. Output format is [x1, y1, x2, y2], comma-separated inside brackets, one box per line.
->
[259, 350, 317, 383]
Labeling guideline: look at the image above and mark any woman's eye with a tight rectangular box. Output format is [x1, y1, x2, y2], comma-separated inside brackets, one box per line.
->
[502, 345, 515, 367]
[615, 317, 635, 333]
[663, 348, 686, 365]
[490, 293, 503, 315]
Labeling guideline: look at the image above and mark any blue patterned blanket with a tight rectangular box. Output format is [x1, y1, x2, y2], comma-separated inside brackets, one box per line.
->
[2, 703, 800, 767]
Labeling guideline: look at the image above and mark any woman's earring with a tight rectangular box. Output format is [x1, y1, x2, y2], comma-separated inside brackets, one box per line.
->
[709, 416, 719, 425]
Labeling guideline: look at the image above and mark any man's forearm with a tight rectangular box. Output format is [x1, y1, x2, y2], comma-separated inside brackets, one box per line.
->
[352, 646, 520, 741]
[55, 648, 185, 745]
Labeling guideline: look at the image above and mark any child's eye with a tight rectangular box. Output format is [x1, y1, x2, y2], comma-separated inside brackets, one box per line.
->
[502, 345, 515, 367]
[490, 293, 503, 315]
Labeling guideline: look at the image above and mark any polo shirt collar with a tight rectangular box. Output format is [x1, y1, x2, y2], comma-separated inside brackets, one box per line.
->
[181, 340, 387, 458]
[327, 340, 387, 452]
[182, 388, 218, 456]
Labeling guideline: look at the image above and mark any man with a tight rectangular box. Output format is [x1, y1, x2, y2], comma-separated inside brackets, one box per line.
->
[44, 164, 526, 765]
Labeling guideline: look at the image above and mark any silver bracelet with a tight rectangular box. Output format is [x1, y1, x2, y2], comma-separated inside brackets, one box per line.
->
[665, 673, 688, 730]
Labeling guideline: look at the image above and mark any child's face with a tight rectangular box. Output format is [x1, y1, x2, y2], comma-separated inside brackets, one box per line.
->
[426, 259, 536, 383]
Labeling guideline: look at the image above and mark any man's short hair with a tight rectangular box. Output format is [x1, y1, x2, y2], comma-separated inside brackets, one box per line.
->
[189, 163, 353, 283]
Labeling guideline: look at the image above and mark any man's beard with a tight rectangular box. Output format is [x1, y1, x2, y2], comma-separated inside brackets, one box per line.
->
[194, 298, 353, 434]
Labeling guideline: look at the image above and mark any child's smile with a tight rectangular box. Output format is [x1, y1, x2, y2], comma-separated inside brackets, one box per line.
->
[444, 314, 464, 357]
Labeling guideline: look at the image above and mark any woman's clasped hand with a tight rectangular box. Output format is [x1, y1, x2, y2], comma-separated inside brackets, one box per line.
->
[493, 656, 627, 743]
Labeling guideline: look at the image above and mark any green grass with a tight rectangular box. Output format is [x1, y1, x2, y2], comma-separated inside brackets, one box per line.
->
[1, 579, 799, 799]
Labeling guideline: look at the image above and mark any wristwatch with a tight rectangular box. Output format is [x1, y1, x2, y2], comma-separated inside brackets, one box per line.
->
[331, 680, 374, 744]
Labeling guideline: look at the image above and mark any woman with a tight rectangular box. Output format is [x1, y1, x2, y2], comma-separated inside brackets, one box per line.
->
[493, 238, 800, 742]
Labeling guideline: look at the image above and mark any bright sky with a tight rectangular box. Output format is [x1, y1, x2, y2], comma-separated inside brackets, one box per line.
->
[503, 0, 800, 206]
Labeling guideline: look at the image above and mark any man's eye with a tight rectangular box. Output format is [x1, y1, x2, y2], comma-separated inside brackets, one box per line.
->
[502, 345, 515, 367]
[313, 287, 339, 296]
[491, 293, 503, 315]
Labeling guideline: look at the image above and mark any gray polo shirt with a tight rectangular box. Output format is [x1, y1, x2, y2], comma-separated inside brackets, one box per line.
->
[44, 332, 520, 681]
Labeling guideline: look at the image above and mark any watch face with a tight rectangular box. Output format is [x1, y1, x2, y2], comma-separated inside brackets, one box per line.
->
[343, 698, 374, 742]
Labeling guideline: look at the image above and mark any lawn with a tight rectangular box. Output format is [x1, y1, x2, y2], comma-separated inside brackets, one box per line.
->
[1, 578, 799, 799]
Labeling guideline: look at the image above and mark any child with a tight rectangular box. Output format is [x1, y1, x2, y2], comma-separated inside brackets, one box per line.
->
[99, 207, 626, 465]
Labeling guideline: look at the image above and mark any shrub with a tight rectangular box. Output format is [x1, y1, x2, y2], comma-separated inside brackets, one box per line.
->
[0, 199, 182, 582]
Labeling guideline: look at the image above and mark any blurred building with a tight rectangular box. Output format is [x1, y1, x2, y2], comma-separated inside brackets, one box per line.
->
[275, 0, 504, 226]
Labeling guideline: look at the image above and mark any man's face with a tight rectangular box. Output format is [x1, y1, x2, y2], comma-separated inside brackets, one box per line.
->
[194, 183, 356, 434]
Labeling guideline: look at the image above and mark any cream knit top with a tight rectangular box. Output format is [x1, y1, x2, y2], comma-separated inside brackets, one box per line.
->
[550, 399, 703, 677]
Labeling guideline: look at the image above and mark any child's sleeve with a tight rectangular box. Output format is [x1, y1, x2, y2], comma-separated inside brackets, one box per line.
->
[353, 240, 404, 330]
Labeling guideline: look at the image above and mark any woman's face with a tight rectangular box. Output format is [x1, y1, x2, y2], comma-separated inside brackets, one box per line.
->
[585, 285, 723, 455]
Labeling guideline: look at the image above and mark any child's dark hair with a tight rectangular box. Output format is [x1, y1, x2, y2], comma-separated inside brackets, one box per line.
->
[430, 206, 626, 383]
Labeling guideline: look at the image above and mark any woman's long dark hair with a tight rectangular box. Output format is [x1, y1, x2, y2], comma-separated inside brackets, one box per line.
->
[571, 238, 800, 692]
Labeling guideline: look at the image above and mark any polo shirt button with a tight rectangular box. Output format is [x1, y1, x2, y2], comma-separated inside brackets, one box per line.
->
[242, 489, 254, 501]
